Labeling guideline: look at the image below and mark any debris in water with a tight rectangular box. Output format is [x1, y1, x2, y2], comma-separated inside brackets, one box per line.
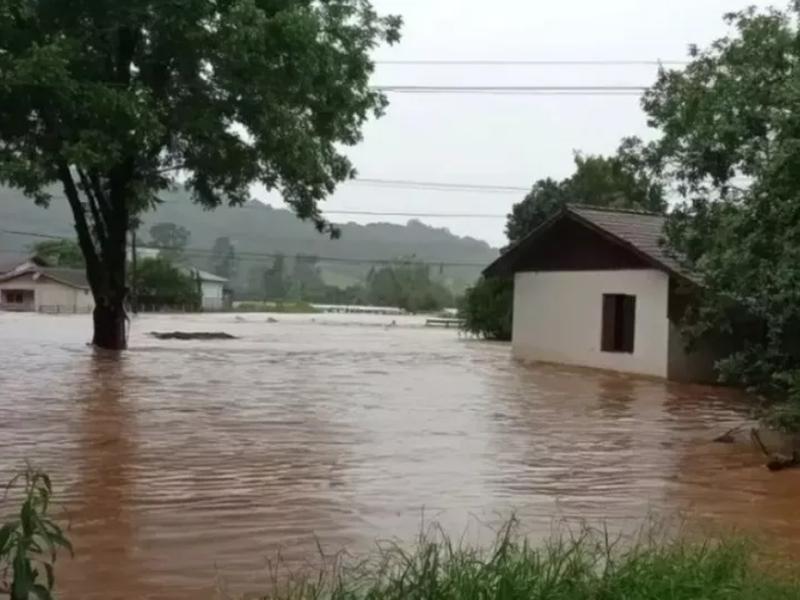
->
[150, 331, 237, 340]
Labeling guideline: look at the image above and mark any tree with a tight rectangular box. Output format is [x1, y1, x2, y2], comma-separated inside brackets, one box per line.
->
[0, 1, 401, 349]
[365, 260, 453, 312]
[290, 254, 325, 300]
[133, 257, 200, 310]
[148, 222, 190, 261]
[210, 236, 237, 280]
[505, 138, 666, 244]
[463, 141, 666, 339]
[643, 5, 800, 398]
[31, 239, 84, 268]
[459, 277, 513, 340]
[263, 254, 287, 300]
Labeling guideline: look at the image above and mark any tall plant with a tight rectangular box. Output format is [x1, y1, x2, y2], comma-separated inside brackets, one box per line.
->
[0, 468, 72, 600]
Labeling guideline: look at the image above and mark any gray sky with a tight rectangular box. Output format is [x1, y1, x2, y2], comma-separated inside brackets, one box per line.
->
[265, 0, 776, 248]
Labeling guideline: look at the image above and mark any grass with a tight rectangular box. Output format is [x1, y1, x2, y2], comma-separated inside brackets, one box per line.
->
[257, 520, 800, 600]
[234, 301, 320, 314]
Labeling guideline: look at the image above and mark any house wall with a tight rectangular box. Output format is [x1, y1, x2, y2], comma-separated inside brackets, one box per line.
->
[0, 274, 93, 313]
[35, 279, 94, 313]
[200, 281, 224, 311]
[512, 269, 670, 378]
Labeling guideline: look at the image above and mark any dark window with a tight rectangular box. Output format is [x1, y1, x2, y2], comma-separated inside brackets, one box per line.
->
[601, 294, 636, 353]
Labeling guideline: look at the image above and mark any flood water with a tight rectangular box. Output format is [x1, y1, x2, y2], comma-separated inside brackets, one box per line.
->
[1, 312, 800, 599]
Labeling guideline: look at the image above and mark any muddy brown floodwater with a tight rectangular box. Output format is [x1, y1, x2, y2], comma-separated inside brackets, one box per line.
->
[2, 312, 800, 599]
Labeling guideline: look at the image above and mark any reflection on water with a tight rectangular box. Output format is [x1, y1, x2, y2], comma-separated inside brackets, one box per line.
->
[1, 312, 799, 599]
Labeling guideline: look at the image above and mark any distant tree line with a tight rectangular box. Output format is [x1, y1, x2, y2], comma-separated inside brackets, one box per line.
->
[245, 254, 455, 312]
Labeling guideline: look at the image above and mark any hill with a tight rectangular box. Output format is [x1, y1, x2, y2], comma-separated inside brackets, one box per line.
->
[0, 187, 498, 294]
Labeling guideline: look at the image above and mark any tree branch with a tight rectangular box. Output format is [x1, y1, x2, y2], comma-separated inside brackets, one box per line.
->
[77, 167, 109, 249]
[57, 161, 101, 283]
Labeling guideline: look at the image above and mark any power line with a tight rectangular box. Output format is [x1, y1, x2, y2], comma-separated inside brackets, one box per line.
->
[373, 85, 647, 95]
[375, 59, 687, 67]
[325, 210, 505, 218]
[350, 178, 529, 193]
[0, 229, 493, 267]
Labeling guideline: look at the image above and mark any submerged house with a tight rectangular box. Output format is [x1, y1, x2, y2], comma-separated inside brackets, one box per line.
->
[181, 267, 229, 311]
[0, 261, 94, 313]
[484, 205, 720, 382]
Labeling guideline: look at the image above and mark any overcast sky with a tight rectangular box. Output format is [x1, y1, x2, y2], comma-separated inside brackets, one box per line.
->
[264, 0, 776, 248]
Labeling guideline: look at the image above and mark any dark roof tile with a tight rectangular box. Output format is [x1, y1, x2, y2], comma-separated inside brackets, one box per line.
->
[484, 204, 693, 281]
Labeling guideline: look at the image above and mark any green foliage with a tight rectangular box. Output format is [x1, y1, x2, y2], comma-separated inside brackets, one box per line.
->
[505, 138, 666, 246]
[209, 237, 237, 281]
[148, 223, 191, 261]
[0, 0, 401, 347]
[133, 257, 200, 310]
[460, 277, 513, 340]
[30, 239, 84, 269]
[365, 261, 453, 313]
[0, 468, 72, 600]
[643, 5, 800, 399]
[259, 520, 799, 600]
[762, 401, 800, 434]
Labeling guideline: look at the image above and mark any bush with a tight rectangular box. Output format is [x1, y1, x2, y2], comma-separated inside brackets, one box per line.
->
[258, 520, 799, 600]
[459, 277, 513, 340]
[0, 468, 72, 600]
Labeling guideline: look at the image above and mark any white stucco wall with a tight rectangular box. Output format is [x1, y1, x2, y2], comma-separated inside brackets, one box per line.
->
[200, 281, 224, 311]
[512, 269, 670, 378]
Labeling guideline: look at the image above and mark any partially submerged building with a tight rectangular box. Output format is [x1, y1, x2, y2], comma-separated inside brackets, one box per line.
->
[0, 261, 94, 313]
[484, 205, 719, 382]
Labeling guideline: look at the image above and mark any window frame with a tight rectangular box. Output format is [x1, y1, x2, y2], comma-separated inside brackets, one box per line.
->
[601, 293, 636, 354]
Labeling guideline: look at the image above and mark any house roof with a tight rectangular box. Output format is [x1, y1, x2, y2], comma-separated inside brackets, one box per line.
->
[484, 204, 693, 282]
[0, 265, 90, 289]
[182, 267, 228, 283]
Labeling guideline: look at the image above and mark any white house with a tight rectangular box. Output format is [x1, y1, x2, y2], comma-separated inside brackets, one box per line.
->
[0, 263, 94, 313]
[484, 205, 721, 383]
[182, 267, 228, 311]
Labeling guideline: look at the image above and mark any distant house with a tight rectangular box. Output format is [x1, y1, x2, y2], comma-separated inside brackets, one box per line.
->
[182, 267, 229, 311]
[0, 261, 94, 314]
[484, 205, 722, 383]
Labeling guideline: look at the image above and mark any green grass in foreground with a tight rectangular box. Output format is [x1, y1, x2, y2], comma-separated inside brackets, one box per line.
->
[261, 521, 800, 600]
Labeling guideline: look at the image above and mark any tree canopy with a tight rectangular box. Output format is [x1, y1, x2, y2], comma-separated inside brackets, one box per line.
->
[149, 222, 191, 260]
[0, 0, 401, 348]
[31, 239, 84, 268]
[133, 257, 199, 310]
[644, 5, 800, 398]
[505, 138, 666, 246]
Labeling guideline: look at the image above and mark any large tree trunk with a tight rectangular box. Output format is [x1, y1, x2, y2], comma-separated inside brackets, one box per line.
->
[92, 296, 128, 350]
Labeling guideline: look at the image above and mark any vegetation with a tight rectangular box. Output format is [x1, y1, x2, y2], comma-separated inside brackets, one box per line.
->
[30, 240, 84, 269]
[0, 468, 72, 600]
[258, 520, 799, 600]
[0, 189, 496, 297]
[462, 142, 665, 340]
[210, 236, 238, 280]
[244, 257, 455, 312]
[132, 257, 200, 311]
[148, 223, 191, 261]
[459, 277, 513, 340]
[364, 261, 453, 313]
[0, 1, 401, 349]
[643, 5, 800, 423]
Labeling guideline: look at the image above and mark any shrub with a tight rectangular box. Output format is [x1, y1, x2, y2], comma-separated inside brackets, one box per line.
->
[0, 468, 72, 600]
